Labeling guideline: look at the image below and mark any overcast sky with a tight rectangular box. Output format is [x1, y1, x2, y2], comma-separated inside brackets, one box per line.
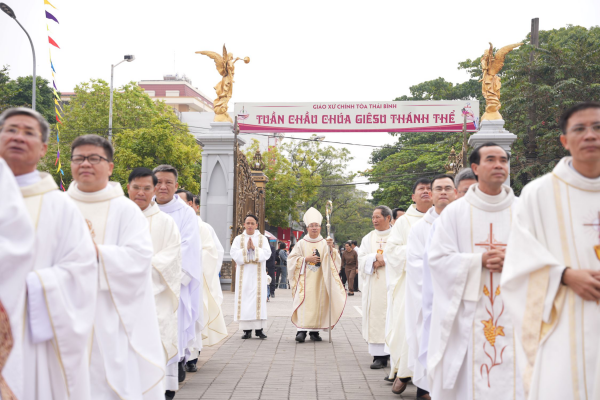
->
[2, 0, 599, 195]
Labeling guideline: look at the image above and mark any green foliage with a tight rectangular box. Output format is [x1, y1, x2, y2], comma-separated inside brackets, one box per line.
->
[0, 65, 57, 124]
[40, 79, 201, 190]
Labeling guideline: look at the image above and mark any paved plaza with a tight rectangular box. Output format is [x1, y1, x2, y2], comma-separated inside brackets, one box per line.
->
[176, 288, 418, 400]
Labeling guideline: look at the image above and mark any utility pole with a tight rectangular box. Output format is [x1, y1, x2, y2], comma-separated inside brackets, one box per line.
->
[527, 18, 540, 162]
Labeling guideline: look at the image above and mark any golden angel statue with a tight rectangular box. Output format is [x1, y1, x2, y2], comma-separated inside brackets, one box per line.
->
[196, 44, 250, 123]
[480, 42, 522, 121]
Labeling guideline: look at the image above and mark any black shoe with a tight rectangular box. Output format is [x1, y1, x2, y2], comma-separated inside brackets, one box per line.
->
[178, 361, 186, 382]
[295, 331, 307, 343]
[384, 373, 396, 383]
[165, 390, 175, 399]
[241, 330, 252, 339]
[309, 332, 322, 341]
[255, 329, 267, 339]
[185, 360, 197, 372]
[271, 292, 275, 298]
[370, 357, 387, 369]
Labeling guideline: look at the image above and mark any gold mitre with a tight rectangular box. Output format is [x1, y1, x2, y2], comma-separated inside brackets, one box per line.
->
[303, 207, 323, 226]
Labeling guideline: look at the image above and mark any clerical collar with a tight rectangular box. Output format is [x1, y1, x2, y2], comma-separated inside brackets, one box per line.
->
[15, 170, 41, 187]
[553, 157, 600, 192]
[67, 181, 123, 203]
[374, 227, 392, 236]
[155, 194, 186, 212]
[463, 183, 514, 212]
[474, 185, 508, 204]
[424, 207, 439, 224]
[77, 183, 110, 195]
[243, 230, 259, 236]
[304, 235, 323, 243]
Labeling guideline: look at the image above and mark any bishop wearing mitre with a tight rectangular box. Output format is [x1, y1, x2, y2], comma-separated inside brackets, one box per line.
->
[502, 102, 600, 399]
[287, 207, 346, 343]
[0, 108, 98, 400]
[128, 168, 182, 400]
[230, 214, 271, 339]
[427, 143, 523, 399]
[67, 135, 165, 399]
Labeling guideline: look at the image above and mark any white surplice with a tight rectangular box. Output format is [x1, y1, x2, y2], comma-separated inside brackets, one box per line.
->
[358, 227, 392, 356]
[427, 184, 523, 400]
[156, 195, 203, 359]
[502, 157, 600, 400]
[0, 159, 35, 400]
[384, 204, 425, 377]
[230, 231, 271, 330]
[197, 216, 227, 347]
[405, 207, 438, 391]
[143, 202, 181, 391]
[68, 182, 165, 400]
[16, 172, 98, 400]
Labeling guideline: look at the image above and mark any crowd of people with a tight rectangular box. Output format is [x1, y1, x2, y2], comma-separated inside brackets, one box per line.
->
[0, 107, 228, 400]
[1, 101, 599, 400]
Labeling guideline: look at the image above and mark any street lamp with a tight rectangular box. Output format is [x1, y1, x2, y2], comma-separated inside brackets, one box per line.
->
[108, 54, 135, 142]
[1, 2, 37, 110]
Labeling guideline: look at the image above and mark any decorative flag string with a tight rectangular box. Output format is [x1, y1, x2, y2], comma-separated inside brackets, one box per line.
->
[44, 0, 65, 191]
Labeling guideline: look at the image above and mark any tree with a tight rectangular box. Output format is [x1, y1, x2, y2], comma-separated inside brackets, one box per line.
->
[40, 79, 201, 190]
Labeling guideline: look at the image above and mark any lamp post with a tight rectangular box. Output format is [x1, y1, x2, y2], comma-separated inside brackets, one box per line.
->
[108, 54, 135, 142]
[1, 2, 37, 110]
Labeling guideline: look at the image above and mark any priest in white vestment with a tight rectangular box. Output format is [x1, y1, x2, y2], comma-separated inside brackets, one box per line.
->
[128, 168, 182, 399]
[287, 207, 346, 343]
[384, 179, 432, 391]
[358, 206, 395, 369]
[0, 157, 35, 400]
[502, 103, 600, 400]
[427, 144, 524, 400]
[67, 135, 165, 399]
[153, 166, 203, 382]
[403, 175, 456, 398]
[1, 108, 98, 400]
[230, 214, 271, 339]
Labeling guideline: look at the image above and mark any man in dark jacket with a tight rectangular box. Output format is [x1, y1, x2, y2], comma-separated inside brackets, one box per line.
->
[266, 243, 277, 298]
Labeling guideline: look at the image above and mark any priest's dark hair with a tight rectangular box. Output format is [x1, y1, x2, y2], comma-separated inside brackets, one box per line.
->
[128, 167, 157, 186]
[469, 142, 510, 167]
[454, 167, 476, 187]
[0, 107, 50, 143]
[559, 101, 600, 134]
[71, 134, 114, 162]
[351, 240, 358, 246]
[153, 164, 178, 181]
[176, 188, 193, 203]
[431, 174, 456, 189]
[194, 196, 200, 206]
[245, 214, 259, 223]
[412, 178, 431, 193]
[392, 208, 404, 220]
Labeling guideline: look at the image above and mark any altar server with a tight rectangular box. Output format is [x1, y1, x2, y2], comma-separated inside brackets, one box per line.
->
[384, 179, 432, 391]
[0, 156, 34, 400]
[287, 207, 346, 342]
[358, 206, 394, 369]
[0, 108, 98, 400]
[153, 165, 203, 382]
[427, 143, 523, 399]
[67, 134, 165, 399]
[503, 102, 600, 400]
[230, 215, 271, 339]
[128, 167, 182, 400]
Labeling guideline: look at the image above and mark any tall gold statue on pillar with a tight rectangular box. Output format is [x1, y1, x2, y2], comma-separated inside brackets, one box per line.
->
[480, 42, 522, 121]
[196, 44, 250, 123]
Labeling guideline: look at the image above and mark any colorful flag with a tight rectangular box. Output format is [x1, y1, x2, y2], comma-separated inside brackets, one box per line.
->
[48, 37, 60, 49]
[53, 80, 57, 90]
[51, 61, 56, 73]
[44, 0, 57, 9]
[45, 11, 59, 24]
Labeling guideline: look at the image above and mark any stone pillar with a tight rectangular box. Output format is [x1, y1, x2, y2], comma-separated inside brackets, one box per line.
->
[197, 121, 246, 285]
[468, 120, 517, 186]
[250, 150, 268, 233]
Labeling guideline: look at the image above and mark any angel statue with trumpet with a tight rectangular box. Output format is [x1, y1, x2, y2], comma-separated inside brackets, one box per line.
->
[480, 42, 522, 121]
[196, 44, 250, 123]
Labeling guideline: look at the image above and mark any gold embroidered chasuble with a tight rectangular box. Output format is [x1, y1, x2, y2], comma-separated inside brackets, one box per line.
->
[287, 236, 346, 330]
[502, 157, 600, 400]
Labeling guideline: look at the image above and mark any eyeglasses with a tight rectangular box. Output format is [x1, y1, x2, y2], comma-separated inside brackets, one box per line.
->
[130, 185, 154, 192]
[71, 154, 109, 164]
[432, 186, 455, 192]
[568, 124, 600, 135]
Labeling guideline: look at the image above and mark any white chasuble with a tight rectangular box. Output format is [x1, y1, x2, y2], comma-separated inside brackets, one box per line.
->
[287, 236, 346, 330]
[230, 231, 271, 330]
[18, 173, 98, 400]
[404, 207, 438, 390]
[358, 228, 392, 353]
[502, 157, 600, 400]
[156, 195, 203, 359]
[427, 184, 523, 400]
[68, 182, 165, 400]
[143, 202, 181, 370]
[198, 216, 227, 347]
[0, 159, 35, 400]
[383, 204, 425, 377]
